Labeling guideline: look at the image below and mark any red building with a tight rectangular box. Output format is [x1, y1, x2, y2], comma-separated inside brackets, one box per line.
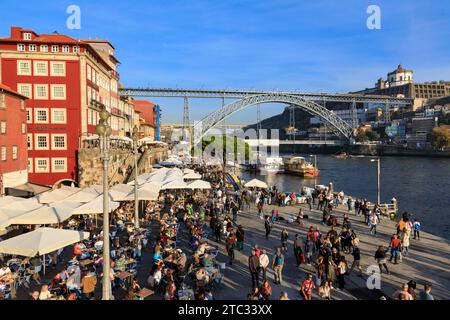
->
[0, 83, 28, 195]
[133, 100, 156, 141]
[0, 26, 133, 186]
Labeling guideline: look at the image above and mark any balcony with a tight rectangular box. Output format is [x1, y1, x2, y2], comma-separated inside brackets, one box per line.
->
[90, 99, 106, 111]
[110, 70, 120, 80]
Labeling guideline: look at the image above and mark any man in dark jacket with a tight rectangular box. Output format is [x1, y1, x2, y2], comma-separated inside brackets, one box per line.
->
[248, 250, 260, 289]
[236, 225, 245, 251]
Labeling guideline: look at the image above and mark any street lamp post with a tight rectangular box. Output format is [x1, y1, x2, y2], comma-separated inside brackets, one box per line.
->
[132, 126, 140, 228]
[309, 154, 317, 187]
[371, 158, 381, 204]
[96, 108, 112, 300]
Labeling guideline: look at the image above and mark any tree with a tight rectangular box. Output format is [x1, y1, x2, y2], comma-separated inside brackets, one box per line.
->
[194, 136, 251, 163]
[431, 126, 450, 150]
[355, 129, 381, 143]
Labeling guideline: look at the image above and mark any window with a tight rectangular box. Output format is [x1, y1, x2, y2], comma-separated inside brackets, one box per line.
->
[23, 33, 32, 40]
[62, 46, 70, 53]
[26, 108, 32, 123]
[51, 134, 67, 150]
[1, 146, 6, 161]
[40, 45, 48, 52]
[33, 61, 48, 76]
[18, 84, 32, 98]
[12, 146, 18, 160]
[87, 66, 91, 81]
[34, 84, 48, 100]
[35, 158, 49, 173]
[73, 46, 80, 53]
[21, 123, 26, 134]
[51, 45, 59, 53]
[51, 84, 66, 100]
[50, 61, 66, 76]
[27, 134, 33, 150]
[18, 44, 25, 51]
[28, 158, 33, 173]
[20, 100, 25, 110]
[29, 44, 37, 52]
[17, 60, 31, 75]
[34, 108, 49, 123]
[1, 93, 5, 109]
[0, 121, 6, 134]
[52, 158, 67, 173]
[35, 134, 49, 150]
[51, 109, 66, 124]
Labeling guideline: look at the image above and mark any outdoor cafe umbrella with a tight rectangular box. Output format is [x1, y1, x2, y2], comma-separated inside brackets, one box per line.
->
[244, 179, 268, 189]
[161, 179, 189, 190]
[109, 184, 135, 202]
[64, 189, 100, 203]
[188, 180, 212, 190]
[183, 172, 202, 180]
[37, 188, 81, 204]
[73, 194, 120, 215]
[122, 185, 160, 202]
[0, 200, 43, 230]
[0, 227, 89, 274]
[0, 196, 28, 208]
[8, 204, 75, 226]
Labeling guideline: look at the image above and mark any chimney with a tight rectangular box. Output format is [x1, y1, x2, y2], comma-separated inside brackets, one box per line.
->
[10, 26, 23, 39]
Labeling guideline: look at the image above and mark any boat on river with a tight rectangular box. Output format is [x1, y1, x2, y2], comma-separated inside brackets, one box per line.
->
[284, 156, 319, 177]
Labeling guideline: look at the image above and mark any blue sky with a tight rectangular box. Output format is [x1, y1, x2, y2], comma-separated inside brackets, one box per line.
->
[1, 0, 449, 124]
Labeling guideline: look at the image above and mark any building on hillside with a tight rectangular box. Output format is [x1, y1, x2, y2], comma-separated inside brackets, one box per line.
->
[354, 65, 450, 111]
[0, 84, 28, 194]
[0, 26, 134, 186]
[133, 100, 156, 141]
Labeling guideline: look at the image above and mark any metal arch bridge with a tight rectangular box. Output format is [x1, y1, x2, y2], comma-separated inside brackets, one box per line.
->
[120, 87, 413, 144]
[192, 93, 355, 143]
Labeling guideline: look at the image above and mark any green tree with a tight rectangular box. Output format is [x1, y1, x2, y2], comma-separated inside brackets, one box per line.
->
[194, 136, 251, 162]
[431, 126, 450, 150]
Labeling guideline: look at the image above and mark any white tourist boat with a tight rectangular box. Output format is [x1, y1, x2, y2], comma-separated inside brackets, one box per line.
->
[258, 156, 285, 175]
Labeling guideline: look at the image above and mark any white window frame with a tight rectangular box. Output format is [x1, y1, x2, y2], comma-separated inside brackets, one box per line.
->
[34, 108, 49, 124]
[12, 146, 18, 160]
[35, 158, 50, 173]
[1, 146, 6, 161]
[23, 33, 32, 40]
[17, 60, 31, 75]
[50, 61, 66, 76]
[26, 108, 33, 123]
[28, 158, 33, 173]
[52, 158, 68, 173]
[73, 46, 80, 53]
[51, 45, 59, 53]
[40, 45, 48, 52]
[51, 108, 67, 124]
[62, 45, 70, 53]
[34, 84, 49, 100]
[34, 134, 49, 150]
[27, 133, 33, 150]
[33, 61, 48, 76]
[17, 83, 32, 99]
[51, 134, 67, 150]
[0, 121, 6, 134]
[29, 44, 37, 52]
[21, 122, 26, 134]
[50, 84, 66, 100]
[18, 44, 26, 52]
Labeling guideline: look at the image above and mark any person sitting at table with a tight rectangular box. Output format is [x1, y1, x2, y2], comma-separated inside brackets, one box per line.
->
[131, 279, 141, 293]
[0, 265, 12, 283]
[31, 291, 40, 300]
[73, 242, 91, 260]
[66, 265, 81, 293]
[195, 268, 210, 284]
[147, 264, 163, 289]
[175, 250, 187, 272]
[80, 269, 97, 300]
[196, 242, 208, 256]
[39, 284, 52, 300]
[164, 281, 177, 300]
[29, 255, 42, 284]
[94, 238, 103, 252]
[201, 254, 214, 268]
[115, 254, 127, 272]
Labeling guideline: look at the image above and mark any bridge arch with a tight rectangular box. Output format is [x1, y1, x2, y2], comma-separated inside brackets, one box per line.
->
[193, 93, 354, 144]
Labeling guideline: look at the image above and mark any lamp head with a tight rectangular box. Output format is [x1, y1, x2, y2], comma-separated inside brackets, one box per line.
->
[96, 121, 106, 136]
[99, 108, 110, 122]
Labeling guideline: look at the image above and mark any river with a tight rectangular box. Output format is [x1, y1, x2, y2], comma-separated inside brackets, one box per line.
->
[239, 155, 450, 241]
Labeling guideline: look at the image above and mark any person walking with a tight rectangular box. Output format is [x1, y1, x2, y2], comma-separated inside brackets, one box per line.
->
[349, 246, 363, 277]
[259, 249, 270, 282]
[226, 231, 237, 265]
[280, 229, 289, 253]
[389, 234, 402, 264]
[248, 250, 260, 289]
[418, 284, 434, 300]
[369, 211, 380, 235]
[264, 216, 272, 240]
[214, 219, 223, 243]
[413, 219, 421, 240]
[374, 245, 390, 274]
[236, 225, 245, 252]
[336, 256, 347, 290]
[259, 280, 273, 301]
[293, 234, 304, 267]
[300, 274, 316, 300]
[272, 248, 284, 285]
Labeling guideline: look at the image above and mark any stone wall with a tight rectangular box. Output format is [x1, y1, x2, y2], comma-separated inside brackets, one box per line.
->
[77, 147, 168, 188]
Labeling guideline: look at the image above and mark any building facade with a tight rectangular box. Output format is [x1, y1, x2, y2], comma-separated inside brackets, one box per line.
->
[0, 84, 28, 194]
[133, 100, 156, 141]
[0, 26, 133, 186]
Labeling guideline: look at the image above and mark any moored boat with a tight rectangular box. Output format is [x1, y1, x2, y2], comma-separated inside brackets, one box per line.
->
[284, 156, 319, 177]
